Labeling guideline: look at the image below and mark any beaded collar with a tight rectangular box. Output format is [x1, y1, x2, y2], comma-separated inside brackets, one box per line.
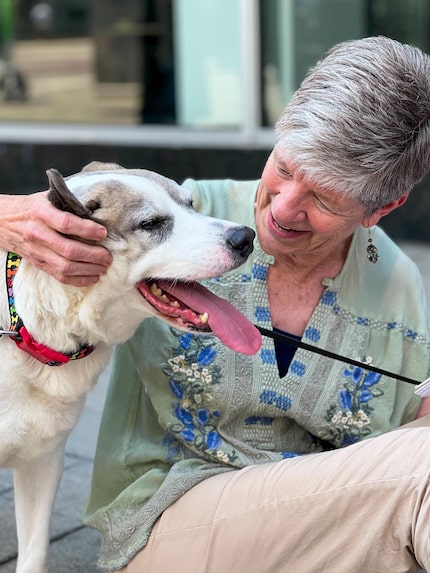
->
[3, 251, 95, 366]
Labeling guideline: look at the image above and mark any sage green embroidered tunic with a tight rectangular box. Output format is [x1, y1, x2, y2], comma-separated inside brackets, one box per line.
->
[84, 179, 430, 571]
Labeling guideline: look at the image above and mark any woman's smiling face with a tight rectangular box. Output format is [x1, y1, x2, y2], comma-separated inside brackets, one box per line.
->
[255, 147, 369, 262]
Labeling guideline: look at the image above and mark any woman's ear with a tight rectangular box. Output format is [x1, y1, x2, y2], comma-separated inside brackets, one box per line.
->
[363, 194, 409, 228]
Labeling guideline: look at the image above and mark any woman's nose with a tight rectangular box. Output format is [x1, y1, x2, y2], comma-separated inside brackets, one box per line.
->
[275, 180, 308, 215]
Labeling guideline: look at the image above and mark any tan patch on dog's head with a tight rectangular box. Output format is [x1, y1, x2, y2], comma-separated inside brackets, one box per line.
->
[82, 161, 123, 173]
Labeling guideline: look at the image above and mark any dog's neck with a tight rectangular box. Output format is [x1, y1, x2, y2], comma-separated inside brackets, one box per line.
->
[4, 252, 96, 365]
[1, 251, 150, 356]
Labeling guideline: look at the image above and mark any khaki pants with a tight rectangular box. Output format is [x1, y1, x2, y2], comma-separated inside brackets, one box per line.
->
[115, 417, 430, 573]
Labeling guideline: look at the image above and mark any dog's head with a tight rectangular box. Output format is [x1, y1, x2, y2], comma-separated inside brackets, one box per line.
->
[46, 163, 262, 355]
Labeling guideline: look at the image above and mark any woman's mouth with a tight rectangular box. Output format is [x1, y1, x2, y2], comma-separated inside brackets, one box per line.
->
[274, 220, 299, 232]
[271, 213, 304, 234]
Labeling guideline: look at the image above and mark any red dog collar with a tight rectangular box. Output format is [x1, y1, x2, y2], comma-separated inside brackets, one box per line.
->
[4, 252, 95, 367]
[14, 324, 71, 365]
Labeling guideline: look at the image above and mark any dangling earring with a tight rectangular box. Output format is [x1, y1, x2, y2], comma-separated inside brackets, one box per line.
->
[366, 228, 379, 263]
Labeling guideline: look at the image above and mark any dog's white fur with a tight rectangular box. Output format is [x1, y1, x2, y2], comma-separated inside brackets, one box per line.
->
[0, 162, 256, 573]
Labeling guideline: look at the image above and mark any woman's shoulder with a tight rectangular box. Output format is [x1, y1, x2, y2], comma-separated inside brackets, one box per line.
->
[371, 226, 423, 279]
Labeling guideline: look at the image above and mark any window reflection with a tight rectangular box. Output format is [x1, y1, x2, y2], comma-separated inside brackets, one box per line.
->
[260, 0, 430, 127]
[368, 0, 430, 52]
[1, 0, 430, 129]
[260, 0, 366, 127]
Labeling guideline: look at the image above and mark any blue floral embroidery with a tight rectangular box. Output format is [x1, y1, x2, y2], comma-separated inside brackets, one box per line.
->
[281, 452, 303, 459]
[169, 379, 184, 399]
[304, 327, 320, 343]
[324, 366, 383, 446]
[162, 330, 238, 464]
[290, 360, 306, 377]
[162, 434, 181, 463]
[178, 333, 193, 349]
[255, 306, 271, 322]
[245, 416, 274, 426]
[261, 348, 276, 364]
[321, 291, 337, 306]
[260, 389, 292, 411]
[252, 263, 268, 280]
[197, 346, 217, 366]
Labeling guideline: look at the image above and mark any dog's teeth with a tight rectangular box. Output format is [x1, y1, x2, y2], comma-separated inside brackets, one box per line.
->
[171, 300, 180, 307]
[199, 312, 209, 323]
[160, 294, 169, 302]
[150, 283, 163, 297]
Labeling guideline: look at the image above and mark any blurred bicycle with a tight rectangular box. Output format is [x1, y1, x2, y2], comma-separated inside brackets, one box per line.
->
[0, 0, 27, 101]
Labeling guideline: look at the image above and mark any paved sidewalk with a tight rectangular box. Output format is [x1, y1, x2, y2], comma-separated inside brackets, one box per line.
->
[0, 241, 429, 572]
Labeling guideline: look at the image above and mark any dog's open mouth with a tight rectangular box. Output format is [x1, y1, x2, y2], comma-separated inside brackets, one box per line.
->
[138, 280, 212, 331]
[137, 279, 262, 355]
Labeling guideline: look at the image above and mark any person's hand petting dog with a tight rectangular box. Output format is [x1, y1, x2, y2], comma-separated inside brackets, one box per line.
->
[0, 191, 112, 286]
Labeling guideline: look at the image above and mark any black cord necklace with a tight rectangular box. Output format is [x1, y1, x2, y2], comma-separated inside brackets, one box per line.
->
[255, 325, 421, 386]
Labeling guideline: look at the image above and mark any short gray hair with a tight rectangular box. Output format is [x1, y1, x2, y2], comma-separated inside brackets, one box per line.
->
[275, 36, 430, 213]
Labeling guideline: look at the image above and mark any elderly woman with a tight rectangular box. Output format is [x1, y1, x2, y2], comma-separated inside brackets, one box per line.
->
[3, 36, 430, 573]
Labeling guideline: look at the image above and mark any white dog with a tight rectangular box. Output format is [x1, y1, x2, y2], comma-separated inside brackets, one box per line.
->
[0, 162, 262, 573]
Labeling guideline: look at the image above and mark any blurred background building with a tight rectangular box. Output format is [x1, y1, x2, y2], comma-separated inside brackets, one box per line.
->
[1, 0, 430, 241]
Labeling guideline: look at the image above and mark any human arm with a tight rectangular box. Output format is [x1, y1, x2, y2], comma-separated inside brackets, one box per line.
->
[0, 191, 112, 286]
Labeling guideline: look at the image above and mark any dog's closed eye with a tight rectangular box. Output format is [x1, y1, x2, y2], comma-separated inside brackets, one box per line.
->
[137, 216, 169, 231]
[135, 215, 174, 244]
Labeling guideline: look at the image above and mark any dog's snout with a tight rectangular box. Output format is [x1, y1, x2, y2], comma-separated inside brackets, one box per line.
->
[226, 226, 255, 260]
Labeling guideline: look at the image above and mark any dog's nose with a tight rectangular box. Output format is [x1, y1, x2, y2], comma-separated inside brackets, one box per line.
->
[226, 226, 255, 259]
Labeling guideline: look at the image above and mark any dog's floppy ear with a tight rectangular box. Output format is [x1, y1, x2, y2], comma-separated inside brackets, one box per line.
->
[47, 168, 97, 220]
[82, 161, 123, 173]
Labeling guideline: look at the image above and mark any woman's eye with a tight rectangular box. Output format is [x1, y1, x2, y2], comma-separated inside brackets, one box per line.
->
[314, 195, 334, 213]
[277, 166, 292, 178]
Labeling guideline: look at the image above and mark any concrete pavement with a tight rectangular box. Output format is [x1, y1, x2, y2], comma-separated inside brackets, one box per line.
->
[0, 241, 429, 572]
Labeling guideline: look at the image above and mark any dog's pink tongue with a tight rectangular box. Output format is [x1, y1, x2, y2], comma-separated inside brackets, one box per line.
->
[159, 280, 262, 355]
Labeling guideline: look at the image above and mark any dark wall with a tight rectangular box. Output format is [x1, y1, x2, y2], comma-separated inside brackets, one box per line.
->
[1, 142, 429, 243]
[0, 143, 269, 193]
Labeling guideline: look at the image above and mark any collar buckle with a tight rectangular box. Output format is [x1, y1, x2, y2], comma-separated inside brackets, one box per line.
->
[14, 325, 70, 366]
[0, 328, 20, 337]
